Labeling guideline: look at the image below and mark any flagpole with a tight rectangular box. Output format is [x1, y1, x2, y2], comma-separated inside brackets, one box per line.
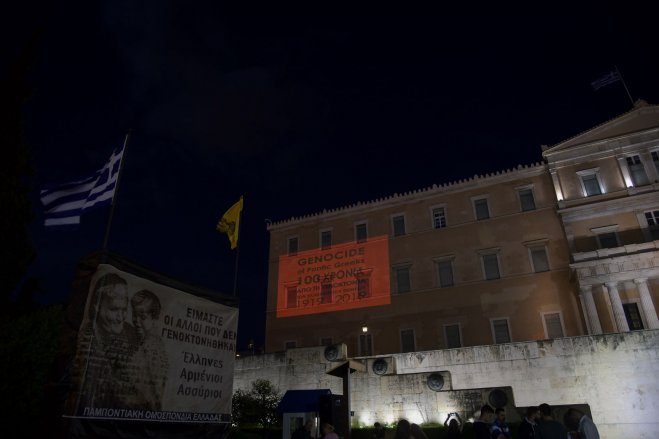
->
[101, 130, 131, 258]
[232, 205, 243, 297]
[615, 65, 635, 107]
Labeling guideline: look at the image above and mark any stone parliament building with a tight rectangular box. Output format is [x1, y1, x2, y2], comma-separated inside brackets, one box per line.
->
[265, 100, 659, 354]
[234, 101, 659, 439]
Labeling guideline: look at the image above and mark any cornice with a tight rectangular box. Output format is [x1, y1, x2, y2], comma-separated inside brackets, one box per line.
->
[543, 101, 659, 158]
[558, 189, 659, 222]
[544, 128, 659, 169]
[267, 162, 547, 231]
[570, 245, 659, 285]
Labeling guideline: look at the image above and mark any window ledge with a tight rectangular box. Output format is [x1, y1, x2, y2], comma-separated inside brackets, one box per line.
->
[558, 189, 628, 208]
[627, 182, 659, 196]
[572, 240, 659, 262]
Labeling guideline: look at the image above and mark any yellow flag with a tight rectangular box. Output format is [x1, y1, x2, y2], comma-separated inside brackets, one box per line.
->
[216, 196, 243, 249]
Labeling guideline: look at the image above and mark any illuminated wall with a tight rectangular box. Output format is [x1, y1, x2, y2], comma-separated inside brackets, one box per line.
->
[264, 164, 578, 354]
[276, 236, 390, 318]
[235, 330, 659, 439]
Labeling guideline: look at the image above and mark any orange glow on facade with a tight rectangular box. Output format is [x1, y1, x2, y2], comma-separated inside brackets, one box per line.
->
[276, 236, 390, 317]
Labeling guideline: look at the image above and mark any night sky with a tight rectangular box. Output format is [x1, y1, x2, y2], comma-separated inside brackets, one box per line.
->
[7, 6, 659, 350]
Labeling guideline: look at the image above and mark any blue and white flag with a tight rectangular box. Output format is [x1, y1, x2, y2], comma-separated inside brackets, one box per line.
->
[40, 144, 124, 227]
[591, 70, 621, 91]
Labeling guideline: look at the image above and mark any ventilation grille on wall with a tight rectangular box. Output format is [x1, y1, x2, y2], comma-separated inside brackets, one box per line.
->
[368, 357, 397, 376]
[324, 344, 348, 362]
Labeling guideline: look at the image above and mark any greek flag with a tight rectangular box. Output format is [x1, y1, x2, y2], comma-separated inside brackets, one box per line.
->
[40, 144, 124, 227]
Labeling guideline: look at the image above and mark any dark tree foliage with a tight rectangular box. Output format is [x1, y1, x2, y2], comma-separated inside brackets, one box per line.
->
[0, 25, 68, 439]
[0, 31, 40, 304]
[0, 305, 64, 438]
[232, 379, 283, 430]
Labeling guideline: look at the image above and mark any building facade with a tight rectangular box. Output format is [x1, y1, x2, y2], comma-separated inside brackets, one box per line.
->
[544, 100, 659, 335]
[265, 101, 659, 356]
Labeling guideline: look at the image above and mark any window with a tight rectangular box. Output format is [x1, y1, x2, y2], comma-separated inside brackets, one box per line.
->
[320, 282, 332, 304]
[518, 187, 536, 211]
[394, 266, 411, 293]
[473, 197, 490, 220]
[432, 207, 447, 229]
[582, 174, 601, 195]
[400, 329, 416, 353]
[359, 333, 373, 356]
[645, 210, 659, 240]
[491, 318, 511, 344]
[392, 215, 406, 236]
[436, 259, 454, 287]
[444, 324, 462, 348]
[288, 237, 298, 255]
[320, 337, 333, 346]
[652, 151, 659, 175]
[355, 268, 372, 299]
[357, 277, 371, 298]
[286, 285, 298, 309]
[626, 155, 650, 186]
[481, 253, 500, 280]
[530, 246, 550, 272]
[320, 229, 332, 250]
[285, 341, 297, 349]
[597, 232, 619, 249]
[577, 169, 602, 196]
[355, 222, 368, 243]
[592, 225, 620, 249]
[543, 312, 564, 338]
[623, 303, 644, 330]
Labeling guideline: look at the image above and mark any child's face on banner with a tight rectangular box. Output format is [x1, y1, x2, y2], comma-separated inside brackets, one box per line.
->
[132, 301, 156, 336]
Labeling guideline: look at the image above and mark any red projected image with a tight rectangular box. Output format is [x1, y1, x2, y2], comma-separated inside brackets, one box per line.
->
[276, 236, 390, 317]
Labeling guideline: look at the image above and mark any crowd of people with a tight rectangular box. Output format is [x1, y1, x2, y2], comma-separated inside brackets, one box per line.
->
[298, 402, 600, 439]
[376, 403, 599, 439]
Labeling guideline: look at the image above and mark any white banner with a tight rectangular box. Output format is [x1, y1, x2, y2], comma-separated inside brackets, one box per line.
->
[68, 264, 238, 423]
